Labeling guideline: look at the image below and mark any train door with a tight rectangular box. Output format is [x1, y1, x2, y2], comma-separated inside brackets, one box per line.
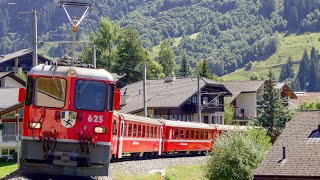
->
[117, 120, 125, 158]
[111, 118, 118, 156]
[159, 126, 163, 155]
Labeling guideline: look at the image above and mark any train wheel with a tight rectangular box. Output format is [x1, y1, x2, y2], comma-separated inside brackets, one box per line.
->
[131, 153, 139, 159]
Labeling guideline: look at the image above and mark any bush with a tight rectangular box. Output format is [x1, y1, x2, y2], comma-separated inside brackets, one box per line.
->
[245, 61, 253, 71]
[205, 128, 271, 180]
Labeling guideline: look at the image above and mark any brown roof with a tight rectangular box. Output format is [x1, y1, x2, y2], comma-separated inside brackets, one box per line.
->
[120, 77, 231, 113]
[254, 111, 320, 179]
[222, 81, 265, 102]
[276, 83, 298, 99]
[290, 92, 320, 109]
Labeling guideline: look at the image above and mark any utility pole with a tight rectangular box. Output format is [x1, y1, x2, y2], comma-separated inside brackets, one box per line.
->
[32, 10, 38, 67]
[15, 114, 20, 168]
[143, 64, 147, 117]
[18, 10, 40, 67]
[92, 45, 96, 68]
[198, 74, 202, 123]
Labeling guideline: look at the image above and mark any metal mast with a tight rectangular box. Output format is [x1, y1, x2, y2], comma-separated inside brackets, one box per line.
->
[198, 74, 202, 123]
[143, 64, 147, 117]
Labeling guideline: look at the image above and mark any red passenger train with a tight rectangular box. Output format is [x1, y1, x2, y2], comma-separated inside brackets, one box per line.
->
[17, 64, 250, 176]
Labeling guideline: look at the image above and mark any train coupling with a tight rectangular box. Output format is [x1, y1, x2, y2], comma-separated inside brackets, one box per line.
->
[50, 151, 91, 167]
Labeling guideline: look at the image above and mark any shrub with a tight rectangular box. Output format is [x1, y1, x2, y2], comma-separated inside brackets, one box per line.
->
[205, 128, 271, 180]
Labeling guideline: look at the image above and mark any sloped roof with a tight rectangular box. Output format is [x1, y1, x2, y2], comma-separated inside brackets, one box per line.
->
[254, 111, 320, 178]
[120, 77, 231, 113]
[0, 72, 26, 86]
[0, 48, 52, 64]
[0, 88, 20, 110]
[275, 83, 297, 99]
[222, 81, 265, 102]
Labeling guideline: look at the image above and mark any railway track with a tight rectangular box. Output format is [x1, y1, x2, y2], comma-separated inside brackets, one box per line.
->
[3, 156, 208, 180]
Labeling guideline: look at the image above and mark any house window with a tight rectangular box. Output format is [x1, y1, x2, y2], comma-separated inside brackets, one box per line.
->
[192, 97, 198, 103]
[169, 115, 173, 120]
[174, 115, 178, 120]
[162, 115, 168, 120]
[183, 115, 186, 121]
[203, 97, 208, 105]
[2, 123, 16, 142]
[179, 115, 182, 121]
[1, 149, 9, 155]
[212, 116, 221, 124]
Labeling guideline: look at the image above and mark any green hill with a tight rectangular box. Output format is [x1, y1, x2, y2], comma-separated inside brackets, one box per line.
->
[222, 33, 320, 81]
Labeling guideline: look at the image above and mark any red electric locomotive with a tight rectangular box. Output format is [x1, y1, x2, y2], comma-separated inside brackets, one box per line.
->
[18, 64, 120, 176]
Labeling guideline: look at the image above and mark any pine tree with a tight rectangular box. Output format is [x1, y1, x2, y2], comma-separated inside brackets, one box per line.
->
[197, 59, 212, 79]
[297, 49, 310, 90]
[279, 56, 294, 82]
[306, 61, 319, 91]
[287, 56, 294, 79]
[256, 69, 294, 143]
[158, 39, 176, 76]
[179, 53, 192, 77]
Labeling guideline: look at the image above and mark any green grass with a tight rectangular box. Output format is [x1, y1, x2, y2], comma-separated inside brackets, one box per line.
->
[165, 165, 205, 180]
[115, 165, 205, 180]
[222, 32, 320, 81]
[0, 162, 18, 178]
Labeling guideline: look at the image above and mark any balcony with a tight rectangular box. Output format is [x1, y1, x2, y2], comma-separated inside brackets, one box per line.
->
[0, 134, 19, 147]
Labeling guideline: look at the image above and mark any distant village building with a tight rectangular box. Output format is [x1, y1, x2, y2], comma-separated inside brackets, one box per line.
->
[290, 92, 320, 109]
[254, 111, 320, 179]
[0, 49, 52, 72]
[222, 81, 297, 125]
[120, 77, 232, 124]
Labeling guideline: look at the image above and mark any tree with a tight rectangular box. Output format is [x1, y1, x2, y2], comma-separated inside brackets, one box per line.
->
[205, 128, 271, 180]
[279, 56, 294, 82]
[114, 26, 147, 87]
[197, 59, 212, 79]
[158, 39, 176, 76]
[80, 18, 119, 69]
[250, 72, 260, 80]
[297, 49, 310, 90]
[178, 53, 192, 77]
[256, 69, 294, 143]
[223, 101, 234, 125]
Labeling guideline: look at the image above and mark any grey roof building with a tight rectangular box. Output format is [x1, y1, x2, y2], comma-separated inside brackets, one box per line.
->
[120, 77, 231, 124]
[0, 49, 52, 72]
[254, 111, 320, 180]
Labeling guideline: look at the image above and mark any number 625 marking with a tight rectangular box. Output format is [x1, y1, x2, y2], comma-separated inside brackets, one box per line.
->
[88, 115, 103, 123]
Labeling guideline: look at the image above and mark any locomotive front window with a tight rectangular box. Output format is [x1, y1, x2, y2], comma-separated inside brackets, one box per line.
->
[74, 80, 106, 111]
[35, 77, 66, 108]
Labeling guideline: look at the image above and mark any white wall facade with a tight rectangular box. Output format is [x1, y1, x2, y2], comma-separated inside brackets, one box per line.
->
[235, 92, 257, 118]
[3, 77, 24, 88]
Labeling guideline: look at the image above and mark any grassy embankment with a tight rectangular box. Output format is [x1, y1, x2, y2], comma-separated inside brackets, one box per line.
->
[0, 162, 18, 178]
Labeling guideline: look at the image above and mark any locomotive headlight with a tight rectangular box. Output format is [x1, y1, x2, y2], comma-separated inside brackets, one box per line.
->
[94, 127, 106, 134]
[67, 68, 77, 77]
[28, 122, 42, 129]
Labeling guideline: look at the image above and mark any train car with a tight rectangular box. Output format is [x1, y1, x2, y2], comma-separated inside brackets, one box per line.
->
[18, 64, 120, 176]
[161, 120, 214, 154]
[111, 113, 163, 159]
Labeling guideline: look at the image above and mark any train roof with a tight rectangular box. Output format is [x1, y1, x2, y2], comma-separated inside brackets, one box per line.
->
[210, 124, 252, 131]
[116, 113, 163, 125]
[160, 120, 214, 129]
[28, 64, 114, 81]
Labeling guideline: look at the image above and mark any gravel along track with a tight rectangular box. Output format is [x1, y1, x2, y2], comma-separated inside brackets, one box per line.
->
[3, 156, 208, 180]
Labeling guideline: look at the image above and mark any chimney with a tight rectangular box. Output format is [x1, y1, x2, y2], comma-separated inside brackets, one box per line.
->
[282, 146, 286, 160]
[165, 72, 176, 83]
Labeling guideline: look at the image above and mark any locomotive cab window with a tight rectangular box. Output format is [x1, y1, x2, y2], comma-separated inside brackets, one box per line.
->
[25, 76, 34, 106]
[106, 83, 115, 111]
[74, 80, 106, 111]
[35, 77, 66, 108]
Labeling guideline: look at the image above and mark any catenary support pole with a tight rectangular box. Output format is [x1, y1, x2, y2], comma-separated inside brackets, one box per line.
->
[32, 10, 38, 67]
[198, 74, 202, 123]
[92, 45, 96, 68]
[143, 64, 147, 117]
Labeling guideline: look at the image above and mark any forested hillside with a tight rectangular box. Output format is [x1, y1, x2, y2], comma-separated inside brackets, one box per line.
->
[1, 0, 320, 78]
